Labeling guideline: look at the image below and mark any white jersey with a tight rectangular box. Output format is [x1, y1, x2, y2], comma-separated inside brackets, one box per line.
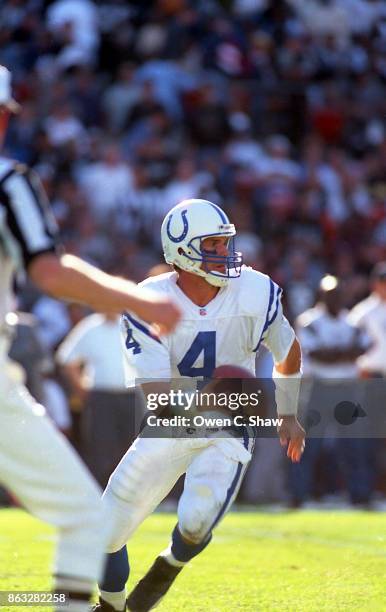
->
[296, 304, 365, 378]
[0, 157, 58, 346]
[121, 267, 295, 385]
[348, 293, 386, 374]
[57, 314, 127, 391]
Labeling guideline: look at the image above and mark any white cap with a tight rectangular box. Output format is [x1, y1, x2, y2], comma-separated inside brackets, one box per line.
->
[0, 66, 20, 113]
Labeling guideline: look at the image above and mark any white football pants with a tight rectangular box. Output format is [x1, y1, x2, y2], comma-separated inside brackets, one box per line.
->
[0, 357, 111, 587]
[103, 432, 253, 552]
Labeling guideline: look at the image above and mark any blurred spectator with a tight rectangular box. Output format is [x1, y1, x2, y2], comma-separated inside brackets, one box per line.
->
[43, 366, 72, 436]
[349, 261, 386, 377]
[102, 62, 141, 134]
[134, 56, 195, 118]
[242, 436, 288, 505]
[56, 312, 139, 487]
[185, 82, 230, 148]
[293, 275, 373, 507]
[44, 100, 87, 149]
[236, 232, 263, 268]
[225, 112, 264, 168]
[77, 140, 134, 223]
[297, 275, 366, 378]
[163, 155, 213, 211]
[284, 250, 319, 321]
[289, 0, 350, 44]
[31, 296, 73, 352]
[46, 0, 99, 68]
[8, 311, 49, 404]
[254, 134, 301, 228]
[68, 66, 102, 127]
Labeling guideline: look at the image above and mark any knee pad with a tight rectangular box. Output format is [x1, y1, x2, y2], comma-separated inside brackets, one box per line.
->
[178, 484, 220, 544]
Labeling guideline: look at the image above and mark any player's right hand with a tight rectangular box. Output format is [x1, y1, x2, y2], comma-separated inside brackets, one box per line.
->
[277, 415, 305, 463]
[135, 293, 181, 335]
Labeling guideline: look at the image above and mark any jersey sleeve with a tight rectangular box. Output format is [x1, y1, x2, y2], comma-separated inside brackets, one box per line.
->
[120, 311, 171, 387]
[259, 280, 295, 363]
[0, 163, 60, 268]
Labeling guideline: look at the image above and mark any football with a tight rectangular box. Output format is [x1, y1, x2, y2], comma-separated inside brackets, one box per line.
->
[213, 365, 256, 379]
[211, 365, 265, 418]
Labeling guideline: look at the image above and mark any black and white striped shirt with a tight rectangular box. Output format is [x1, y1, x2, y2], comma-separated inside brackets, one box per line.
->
[0, 157, 59, 325]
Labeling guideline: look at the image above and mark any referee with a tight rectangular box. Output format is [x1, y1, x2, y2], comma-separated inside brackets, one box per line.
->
[0, 66, 180, 612]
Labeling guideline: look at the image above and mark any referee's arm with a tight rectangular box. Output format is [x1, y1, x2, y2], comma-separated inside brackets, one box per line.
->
[1, 164, 180, 331]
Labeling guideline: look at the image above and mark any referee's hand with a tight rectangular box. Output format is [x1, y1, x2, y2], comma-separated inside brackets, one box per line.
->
[137, 294, 182, 336]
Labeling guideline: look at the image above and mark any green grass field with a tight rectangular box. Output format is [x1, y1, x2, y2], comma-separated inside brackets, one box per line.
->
[0, 509, 385, 611]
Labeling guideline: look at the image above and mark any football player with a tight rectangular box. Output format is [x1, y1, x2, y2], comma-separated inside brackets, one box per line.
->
[0, 65, 180, 612]
[94, 199, 305, 612]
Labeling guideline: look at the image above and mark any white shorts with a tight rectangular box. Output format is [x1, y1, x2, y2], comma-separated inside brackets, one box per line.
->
[103, 431, 254, 552]
[0, 357, 109, 583]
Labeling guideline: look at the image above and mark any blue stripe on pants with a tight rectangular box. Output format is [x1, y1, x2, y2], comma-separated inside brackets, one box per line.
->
[206, 427, 251, 535]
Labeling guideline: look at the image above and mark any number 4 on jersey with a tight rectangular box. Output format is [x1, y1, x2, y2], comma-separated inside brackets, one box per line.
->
[125, 328, 141, 354]
[178, 331, 216, 377]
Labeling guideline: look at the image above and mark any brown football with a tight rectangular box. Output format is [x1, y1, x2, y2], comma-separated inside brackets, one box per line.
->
[213, 365, 255, 379]
[211, 365, 265, 417]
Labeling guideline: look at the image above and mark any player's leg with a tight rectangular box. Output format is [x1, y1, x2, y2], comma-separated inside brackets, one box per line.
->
[95, 436, 192, 612]
[126, 434, 253, 612]
[0, 376, 111, 612]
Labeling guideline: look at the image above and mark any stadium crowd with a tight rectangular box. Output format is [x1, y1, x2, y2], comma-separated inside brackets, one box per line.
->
[1, 0, 386, 508]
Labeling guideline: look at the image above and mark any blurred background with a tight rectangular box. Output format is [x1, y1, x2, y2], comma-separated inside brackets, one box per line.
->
[2, 0, 386, 509]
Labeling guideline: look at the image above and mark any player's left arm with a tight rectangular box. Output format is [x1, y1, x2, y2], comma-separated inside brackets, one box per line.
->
[274, 336, 305, 463]
[261, 291, 305, 463]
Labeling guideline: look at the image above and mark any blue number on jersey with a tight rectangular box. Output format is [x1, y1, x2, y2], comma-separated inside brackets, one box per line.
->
[125, 328, 141, 354]
[178, 331, 216, 377]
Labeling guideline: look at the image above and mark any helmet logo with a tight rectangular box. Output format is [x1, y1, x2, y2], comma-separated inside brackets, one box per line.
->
[166, 209, 189, 243]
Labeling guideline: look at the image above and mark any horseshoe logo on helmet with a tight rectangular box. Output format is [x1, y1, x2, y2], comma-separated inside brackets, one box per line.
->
[166, 209, 189, 243]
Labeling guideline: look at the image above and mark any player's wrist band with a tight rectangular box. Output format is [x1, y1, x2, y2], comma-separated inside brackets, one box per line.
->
[272, 367, 302, 416]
